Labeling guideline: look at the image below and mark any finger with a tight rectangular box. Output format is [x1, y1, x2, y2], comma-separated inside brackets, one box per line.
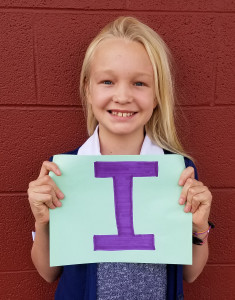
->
[184, 185, 208, 213]
[32, 185, 63, 207]
[179, 177, 193, 205]
[190, 189, 212, 213]
[193, 188, 212, 207]
[32, 176, 64, 199]
[38, 161, 61, 178]
[178, 167, 195, 186]
[49, 189, 62, 208]
[30, 192, 56, 209]
[44, 193, 59, 209]
[32, 184, 62, 197]
[190, 194, 204, 214]
[190, 197, 200, 214]
[179, 179, 203, 205]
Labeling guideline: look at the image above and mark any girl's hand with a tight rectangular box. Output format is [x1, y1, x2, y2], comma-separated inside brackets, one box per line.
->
[28, 161, 64, 225]
[178, 167, 212, 231]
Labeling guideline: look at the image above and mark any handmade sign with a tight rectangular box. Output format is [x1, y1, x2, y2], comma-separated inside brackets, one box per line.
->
[49, 155, 192, 267]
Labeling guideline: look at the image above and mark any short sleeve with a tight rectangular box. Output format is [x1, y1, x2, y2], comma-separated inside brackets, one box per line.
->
[184, 157, 199, 180]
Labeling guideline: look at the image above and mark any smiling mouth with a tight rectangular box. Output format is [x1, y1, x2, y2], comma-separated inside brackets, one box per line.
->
[108, 110, 136, 117]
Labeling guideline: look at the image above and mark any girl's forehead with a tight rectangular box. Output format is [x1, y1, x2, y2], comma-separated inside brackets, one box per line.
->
[90, 38, 153, 75]
[94, 38, 145, 56]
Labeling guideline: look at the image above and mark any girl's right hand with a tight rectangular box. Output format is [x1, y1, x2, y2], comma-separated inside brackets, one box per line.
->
[28, 161, 64, 225]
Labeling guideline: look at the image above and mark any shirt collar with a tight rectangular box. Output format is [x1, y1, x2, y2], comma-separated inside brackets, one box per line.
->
[77, 126, 164, 155]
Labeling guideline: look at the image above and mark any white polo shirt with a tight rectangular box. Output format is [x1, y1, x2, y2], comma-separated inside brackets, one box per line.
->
[78, 126, 164, 156]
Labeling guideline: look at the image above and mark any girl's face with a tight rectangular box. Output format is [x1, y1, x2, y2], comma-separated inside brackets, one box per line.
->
[87, 38, 156, 140]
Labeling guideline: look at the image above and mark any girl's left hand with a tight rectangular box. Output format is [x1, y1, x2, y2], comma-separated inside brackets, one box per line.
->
[178, 167, 212, 231]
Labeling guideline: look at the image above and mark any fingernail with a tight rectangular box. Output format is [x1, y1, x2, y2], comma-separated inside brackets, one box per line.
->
[184, 206, 189, 213]
[55, 168, 61, 175]
[178, 180, 183, 186]
[179, 198, 184, 205]
[59, 192, 64, 199]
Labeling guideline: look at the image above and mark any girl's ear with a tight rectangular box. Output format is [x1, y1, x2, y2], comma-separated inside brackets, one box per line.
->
[153, 97, 158, 109]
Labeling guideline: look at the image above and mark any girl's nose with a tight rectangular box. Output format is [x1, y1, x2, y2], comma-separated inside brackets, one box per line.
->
[113, 87, 132, 104]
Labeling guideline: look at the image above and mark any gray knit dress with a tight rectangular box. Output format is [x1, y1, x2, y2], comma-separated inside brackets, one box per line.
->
[97, 262, 167, 300]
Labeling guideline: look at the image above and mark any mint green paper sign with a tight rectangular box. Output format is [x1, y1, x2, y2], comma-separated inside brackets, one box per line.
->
[49, 155, 192, 267]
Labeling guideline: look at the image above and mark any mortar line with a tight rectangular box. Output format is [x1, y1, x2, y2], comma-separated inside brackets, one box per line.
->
[32, 15, 39, 104]
[0, 187, 234, 195]
[0, 7, 234, 15]
[0, 104, 234, 110]
[0, 104, 83, 111]
[0, 192, 27, 196]
[207, 263, 235, 267]
[0, 269, 38, 274]
[211, 17, 220, 107]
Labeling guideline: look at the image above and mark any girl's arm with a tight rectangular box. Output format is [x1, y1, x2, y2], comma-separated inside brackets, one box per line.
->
[183, 231, 209, 283]
[31, 222, 62, 282]
[178, 167, 212, 283]
[28, 161, 64, 282]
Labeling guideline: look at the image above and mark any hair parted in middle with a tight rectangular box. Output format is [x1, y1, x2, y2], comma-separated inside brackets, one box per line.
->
[80, 16, 188, 157]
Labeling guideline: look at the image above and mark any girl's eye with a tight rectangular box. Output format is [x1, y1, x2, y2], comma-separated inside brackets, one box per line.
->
[103, 80, 113, 85]
[135, 82, 144, 86]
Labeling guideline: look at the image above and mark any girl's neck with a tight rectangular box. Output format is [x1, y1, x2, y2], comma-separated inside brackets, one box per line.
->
[98, 127, 145, 155]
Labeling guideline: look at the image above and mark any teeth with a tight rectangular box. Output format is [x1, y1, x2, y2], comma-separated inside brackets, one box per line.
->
[111, 111, 134, 117]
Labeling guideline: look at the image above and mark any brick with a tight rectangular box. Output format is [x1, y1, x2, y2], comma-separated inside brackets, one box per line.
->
[215, 16, 235, 104]
[1, 106, 234, 189]
[0, 257, 234, 299]
[0, 271, 57, 300]
[0, 191, 232, 272]
[35, 13, 217, 106]
[0, 108, 87, 192]
[184, 266, 235, 300]
[132, 14, 217, 106]
[0, 0, 125, 9]
[127, 0, 235, 11]
[0, 12, 36, 104]
[177, 107, 235, 188]
[208, 189, 235, 264]
[0, 195, 35, 271]
[35, 13, 122, 105]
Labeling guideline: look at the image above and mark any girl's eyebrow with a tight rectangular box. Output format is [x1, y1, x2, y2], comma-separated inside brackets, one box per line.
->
[93, 70, 114, 76]
[94, 69, 153, 78]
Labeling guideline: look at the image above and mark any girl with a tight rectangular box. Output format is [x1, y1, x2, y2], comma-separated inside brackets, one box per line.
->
[28, 16, 212, 299]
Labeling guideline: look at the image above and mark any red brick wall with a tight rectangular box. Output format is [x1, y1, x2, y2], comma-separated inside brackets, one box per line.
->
[0, 1, 234, 299]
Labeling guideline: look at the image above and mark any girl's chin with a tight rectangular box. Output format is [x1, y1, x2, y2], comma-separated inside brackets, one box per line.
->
[100, 124, 144, 137]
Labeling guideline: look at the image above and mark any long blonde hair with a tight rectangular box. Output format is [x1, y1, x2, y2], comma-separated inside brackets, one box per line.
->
[80, 16, 190, 158]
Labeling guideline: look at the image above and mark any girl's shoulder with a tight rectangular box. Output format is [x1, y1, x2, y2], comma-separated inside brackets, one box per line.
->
[49, 146, 81, 162]
[164, 149, 198, 180]
[61, 147, 81, 155]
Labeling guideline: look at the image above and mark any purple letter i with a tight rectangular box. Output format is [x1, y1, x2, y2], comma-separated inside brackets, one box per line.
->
[93, 161, 158, 251]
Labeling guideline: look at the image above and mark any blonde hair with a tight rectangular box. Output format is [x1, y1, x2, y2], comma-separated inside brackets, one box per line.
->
[80, 16, 190, 158]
